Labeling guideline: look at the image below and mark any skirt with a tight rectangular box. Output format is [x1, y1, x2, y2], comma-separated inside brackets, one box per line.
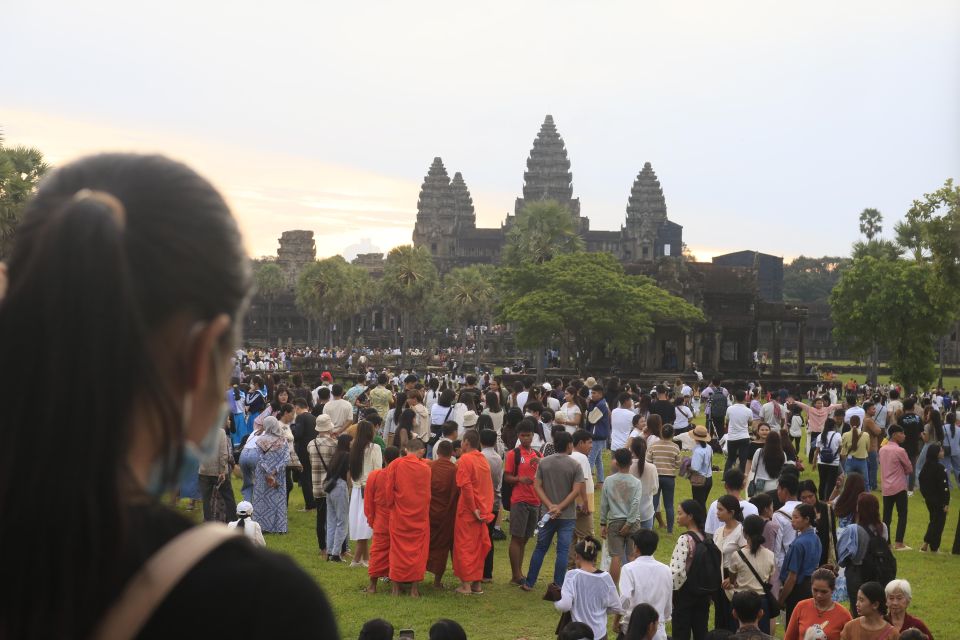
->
[348, 485, 373, 540]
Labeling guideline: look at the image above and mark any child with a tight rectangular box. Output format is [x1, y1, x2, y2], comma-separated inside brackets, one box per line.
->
[599, 448, 642, 586]
[228, 501, 266, 547]
[789, 403, 804, 454]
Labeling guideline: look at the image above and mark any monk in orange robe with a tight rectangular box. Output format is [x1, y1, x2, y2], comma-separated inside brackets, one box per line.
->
[364, 446, 400, 593]
[427, 440, 459, 588]
[452, 430, 494, 595]
[383, 437, 431, 597]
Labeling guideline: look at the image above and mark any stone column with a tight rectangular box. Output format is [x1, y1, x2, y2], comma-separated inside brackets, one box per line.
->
[797, 320, 806, 375]
[712, 329, 722, 373]
[772, 321, 782, 376]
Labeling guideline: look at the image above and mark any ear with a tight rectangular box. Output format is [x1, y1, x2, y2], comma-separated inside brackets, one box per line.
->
[185, 314, 232, 393]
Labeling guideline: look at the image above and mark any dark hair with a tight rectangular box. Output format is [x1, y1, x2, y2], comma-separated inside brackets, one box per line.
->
[461, 429, 480, 450]
[731, 590, 763, 623]
[723, 467, 745, 491]
[324, 435, 353, 493]
[777, 473, 799, 497]
[680, 499, 706, 531]
[484, 391, 501, 413]
[735, 389, 747, 403]
[798, 479, 818, 501]
[857, 581, 888, 616]
[438, 388, 456, 407]
[476, 414, 494, 431]
[442, 421, 458, 437]
[646, 413, 662, 438]
[429, 619, 467, 640]
[742, 515, 766, 554]
[332, 383, 344, 397]
[749, 492, 772, 513]
[0, 154, 252, 637]
[349, 421, 375, 481]
[855, 492, 883, 533]
[614, 448, 632, 469]
[625, 603, 659, 640]
[572, 430, 593, 447]
[631, 528, 659, 556]
[517, 417, 536, 435]
[718, 494, 744, 523]
[629, 436, 647, 476]
[833, 472, 866, 519]
[383, 446, 401, 465]
[574, 535, 601, 562]
[898, 629, 927, 640]
[317, 386, 331, 401]
[553, 431, 573, 453]
[558, 621, 595, 640]
[479, 428, 496, 447]
[812, 565, 838, 589]
[505, 407, 524, 428]
[794, 503, 817, 525]
[887, 424, 904, 436]
[929, 409, 944, 443]
[436, 439, 454, 457]
[820, 417, 836, 447]
[761, 430, 785, 478]
[293, 398, 309, 410]
[358, 618, 394, 640]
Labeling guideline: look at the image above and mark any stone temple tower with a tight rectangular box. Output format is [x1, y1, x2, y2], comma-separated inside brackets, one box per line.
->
[449, 171, 476, 233]
[276, 230, 316, 288]
[621, 162, 670, 261]
[412, 157, 457, 260]
[514, 115, 584, 230]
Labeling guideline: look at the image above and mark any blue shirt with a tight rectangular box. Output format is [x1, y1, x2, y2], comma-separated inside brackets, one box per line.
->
[691, 443, 713, 477]
[588, 399, 611, 439]
[780, 527, 822, 583]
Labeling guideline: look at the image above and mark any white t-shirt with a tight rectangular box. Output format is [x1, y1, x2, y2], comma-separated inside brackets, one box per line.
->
[570, 450, 595, 497]
[559, 403, 582, 433]
[516, 391, 529, 410]
[610, 407, 635, 450]
[704, 498, 759, 535]
[844, 406, 865, 427]
[546, 396, 561, 413]
[674, 405, 693, 430]
[725, 404, 753, 441]
[680, 384, 692, 398]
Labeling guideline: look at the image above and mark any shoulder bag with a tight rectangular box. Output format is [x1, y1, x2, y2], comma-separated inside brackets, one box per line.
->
[736, 548, 780, 617]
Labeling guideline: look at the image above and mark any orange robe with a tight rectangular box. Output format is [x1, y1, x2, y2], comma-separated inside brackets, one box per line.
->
[364, 466, 392, 578]
[383, 453, 431, 583]
[427, 458, 459, 575]
[452, 450, 494, 582]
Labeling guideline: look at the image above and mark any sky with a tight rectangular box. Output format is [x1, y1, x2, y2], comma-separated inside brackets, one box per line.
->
[2, 1, 958, 262]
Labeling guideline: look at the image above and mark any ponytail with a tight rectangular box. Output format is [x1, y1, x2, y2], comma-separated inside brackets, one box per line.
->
[850, 416, 861, 450]
[237, 514, 248, 530]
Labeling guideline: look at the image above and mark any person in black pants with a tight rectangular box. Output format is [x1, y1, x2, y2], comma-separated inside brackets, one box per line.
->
[670, 499, 713, 640]
[918, 443, 950, 552]
[292, 399, 318, 510]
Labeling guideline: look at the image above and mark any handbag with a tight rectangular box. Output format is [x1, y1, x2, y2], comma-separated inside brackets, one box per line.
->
[543, 581, 562, 602]
[555, 610, 572, 636]
[689, 470, 707, 487]
[736, 548, 780, 617]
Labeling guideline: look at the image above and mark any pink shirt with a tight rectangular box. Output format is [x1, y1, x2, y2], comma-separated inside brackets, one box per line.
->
[878, 442, 913, 496]
[803, 403, 843, 433]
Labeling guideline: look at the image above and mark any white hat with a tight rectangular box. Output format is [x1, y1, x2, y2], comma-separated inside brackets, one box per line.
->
[237, 501, 253, 516]
[542, 382, 552, 392]
[462, 410, 479, 427]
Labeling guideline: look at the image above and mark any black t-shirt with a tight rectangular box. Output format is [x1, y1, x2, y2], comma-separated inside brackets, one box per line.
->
[293, 412, 317, 448]
[899, 413, 923, 457]
[120, 504, 339, 639]
[650, 399, 675, 427]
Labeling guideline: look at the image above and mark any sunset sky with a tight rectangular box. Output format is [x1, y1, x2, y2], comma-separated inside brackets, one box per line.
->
[3, 1, 958, 262]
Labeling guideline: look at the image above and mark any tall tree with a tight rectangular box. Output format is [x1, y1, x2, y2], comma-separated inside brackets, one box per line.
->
[0, 131, 49, 258]
[858, 207, 883, 240]
[503, 200, 584, 266]
[382, 245, 438, 367]
[443, 264, 497, 365]
[782, 255, 851, 303]
[499, 252, 703, 372]
[253, 262, 286, 346]
[295, 256, 351, 347]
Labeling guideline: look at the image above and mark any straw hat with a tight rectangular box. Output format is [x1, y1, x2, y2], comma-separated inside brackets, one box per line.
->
[691, 425, 711, 442]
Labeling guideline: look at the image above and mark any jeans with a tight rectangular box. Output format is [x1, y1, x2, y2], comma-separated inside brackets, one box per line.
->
[725, 438, 749, 473]
[845, 457, 868, 480]
[238, 447, 260, 502]
[589, 438, 606, 483]
[653, 475, 676, 532]
[524, 517, 575, 588]
[943, 452, 960, 489]
[867, 450, 879, 491]
[907, 452, 919, 491]
[198, 473, 237, 522]
[924, 500, 947, 551]
[672, 588, 710, 640]
[326, 479, 349, 557]
[818, 464, 839, 501]
[639, 517, 654, 530]
[882, 490, 908, 544]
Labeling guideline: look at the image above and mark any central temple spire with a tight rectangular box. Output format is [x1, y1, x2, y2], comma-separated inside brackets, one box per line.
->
[514, 114, 582, 223]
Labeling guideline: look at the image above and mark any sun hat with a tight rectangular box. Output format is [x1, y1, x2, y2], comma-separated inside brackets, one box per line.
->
[691, 425, 711, 442]
[315, 414, 334, 433]
[462, 410, 479, 427]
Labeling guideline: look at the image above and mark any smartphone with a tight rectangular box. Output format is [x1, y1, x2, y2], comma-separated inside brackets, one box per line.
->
[399, 630, 415, 639]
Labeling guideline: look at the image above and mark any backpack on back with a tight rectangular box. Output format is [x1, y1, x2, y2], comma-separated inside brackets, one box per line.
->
[860, 527, 897, 587]
[709, 389, 728, 421]
[683, 532, 722, 595]
[819, 432, 838, 464]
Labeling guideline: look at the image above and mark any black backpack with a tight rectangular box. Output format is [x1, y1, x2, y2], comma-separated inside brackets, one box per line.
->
[501, 446, 521, 509]
[860, 527, 897, 587]
[683, 532, 722, 595]
[709, 389, 728, 422]
[818, 432, 838, 464]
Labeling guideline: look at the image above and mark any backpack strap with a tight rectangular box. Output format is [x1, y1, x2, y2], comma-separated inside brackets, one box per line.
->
[93, 523, 238, 640]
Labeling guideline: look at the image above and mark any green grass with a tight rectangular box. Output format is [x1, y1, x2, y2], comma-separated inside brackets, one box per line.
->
[181, 421, 960, 639]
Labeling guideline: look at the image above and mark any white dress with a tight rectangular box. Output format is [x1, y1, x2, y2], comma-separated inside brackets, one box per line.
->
[348, 444, 382, 540]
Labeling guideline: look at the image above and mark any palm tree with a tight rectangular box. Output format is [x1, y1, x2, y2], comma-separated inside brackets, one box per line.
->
[253, 262, 286, 346]
[382, 245, 438, 368]
[858, 208, 883, 240]
[503, 200, 584, 266]
[295, 257, 350, 347]
[444, 264, 497, 367]
[0, 132, 49, 258]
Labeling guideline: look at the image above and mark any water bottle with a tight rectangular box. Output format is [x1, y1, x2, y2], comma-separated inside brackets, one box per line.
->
[535, 512, 552, 535]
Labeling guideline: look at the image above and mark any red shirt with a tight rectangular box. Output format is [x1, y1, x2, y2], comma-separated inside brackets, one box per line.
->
[506, 446, 541, 506]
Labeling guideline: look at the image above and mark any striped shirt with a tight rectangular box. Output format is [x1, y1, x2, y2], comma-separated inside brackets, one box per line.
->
[646, 439, 682, 476]
[307, 435, 337, 498]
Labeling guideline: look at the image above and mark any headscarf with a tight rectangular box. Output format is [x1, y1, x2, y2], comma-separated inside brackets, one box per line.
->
[257, 416, 287, 452]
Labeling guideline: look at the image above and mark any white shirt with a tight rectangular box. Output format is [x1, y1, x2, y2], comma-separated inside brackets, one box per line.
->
[546, 396, 561, 413]
[762, 401, 784, 428]
[725, 403, 753, 441]
[619, 556, 672, 639]
[227, 518, 266, 547]
[610, 407, 635, 450]
[773, 499, 802, 575]
[323, 398, 354, 430]
[516, 391, 529, 410]
[554, 569, 622, 640]
[844, 406, 865, 426]
[680, 384, 692, 398]
[242, 433, 261, 451]
[704, 498, 759, 535]
[674, 405, 693, 430]
[571, 450, 595, 510]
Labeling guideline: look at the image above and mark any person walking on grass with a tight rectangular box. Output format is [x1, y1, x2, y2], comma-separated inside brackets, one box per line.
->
[600, 448, 642, 586]
[505, 420, 542, 585]
[878, 425, 912, 550]
[918, 443, 949, 553]
[616, 529, 672, 640]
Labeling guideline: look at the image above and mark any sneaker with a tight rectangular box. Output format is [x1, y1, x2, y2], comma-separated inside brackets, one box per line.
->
[350, 561, 364, 568]
[327, 555, 343, 563]
[907, 491, 914, 497]
[894, 545, 912, 551]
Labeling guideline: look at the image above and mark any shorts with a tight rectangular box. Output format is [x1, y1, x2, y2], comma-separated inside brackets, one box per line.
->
[605, 519, 635, 559]
[509, 502, 540, 538]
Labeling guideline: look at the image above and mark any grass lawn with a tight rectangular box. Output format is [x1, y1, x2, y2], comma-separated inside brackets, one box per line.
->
[186, 421, 960, 639]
